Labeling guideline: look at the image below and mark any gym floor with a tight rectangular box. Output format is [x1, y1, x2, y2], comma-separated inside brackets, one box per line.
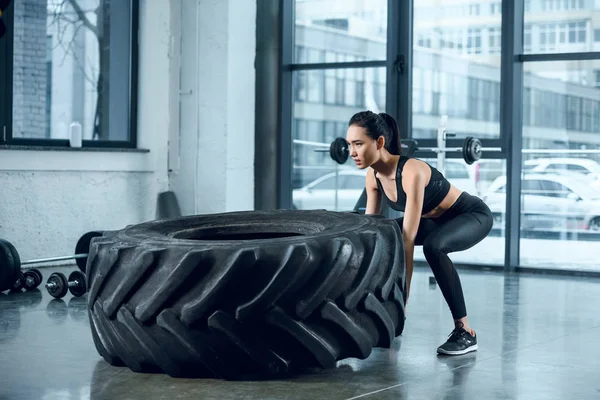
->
[1, 266, 599, 400]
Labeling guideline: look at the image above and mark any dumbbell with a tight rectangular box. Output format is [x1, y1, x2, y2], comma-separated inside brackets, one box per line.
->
[45, 271, 87, 299]
[8, 269, 43, 293]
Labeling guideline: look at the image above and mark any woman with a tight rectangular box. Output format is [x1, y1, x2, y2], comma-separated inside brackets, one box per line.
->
[346, 110, 493, 356]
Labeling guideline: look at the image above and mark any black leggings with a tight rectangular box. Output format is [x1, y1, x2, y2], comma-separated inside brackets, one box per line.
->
[395, 192, 493, 320]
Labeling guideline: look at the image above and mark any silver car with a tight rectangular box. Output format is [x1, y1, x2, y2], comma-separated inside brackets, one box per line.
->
[482, 173, 600, 232]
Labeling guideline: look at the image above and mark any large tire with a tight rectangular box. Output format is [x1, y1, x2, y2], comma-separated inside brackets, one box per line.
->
[86, 210, 406, 379]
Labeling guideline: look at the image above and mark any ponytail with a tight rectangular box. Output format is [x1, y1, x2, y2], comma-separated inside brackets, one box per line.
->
[378, 113, 401, 156]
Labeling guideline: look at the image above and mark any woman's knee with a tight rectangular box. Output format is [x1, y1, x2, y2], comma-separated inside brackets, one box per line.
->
[422, 237, 444, 260]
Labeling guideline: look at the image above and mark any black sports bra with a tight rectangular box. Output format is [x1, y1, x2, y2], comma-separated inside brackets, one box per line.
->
[374, 156, 451, 215]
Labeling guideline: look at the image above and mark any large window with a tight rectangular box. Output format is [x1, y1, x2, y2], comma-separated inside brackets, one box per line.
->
[525, 1, 591, 54]
[519, 62, 600, 272]
[412, 1, 502, 140]
[294, 0, 387, 62]
[292, 67, 386, 211]
[289, 0, 387, 212]
[0, 0, 138, 147]
[281, 0, 600, 276]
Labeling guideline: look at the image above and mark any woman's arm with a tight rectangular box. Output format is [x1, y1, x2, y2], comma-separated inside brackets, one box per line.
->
[364, 169, 382, 215]
[400, 161, 427, 302]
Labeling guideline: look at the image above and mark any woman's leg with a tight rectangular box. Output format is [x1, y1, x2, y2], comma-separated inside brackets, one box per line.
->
[421, 202, 493, 355]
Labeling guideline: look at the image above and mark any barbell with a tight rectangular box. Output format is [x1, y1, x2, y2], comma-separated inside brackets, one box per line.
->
[326, 136, 494, 165]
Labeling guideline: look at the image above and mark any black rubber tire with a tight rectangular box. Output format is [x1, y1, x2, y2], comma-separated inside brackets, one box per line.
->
[86, 210, 406, 379]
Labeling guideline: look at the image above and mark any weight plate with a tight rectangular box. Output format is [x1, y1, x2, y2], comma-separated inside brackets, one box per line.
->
[0, 239, 20, 293]
[68, 270, 87, 297]
[32, 268, 43, 283]
[329, 137, 349, 165]
[9, 271, 25, 292]
[23, 270, 41, 290]
[462, 137, 472, 165]
[470, 138, 482, 163]
[401, 139, 419, 157]
[46, 272, 68, 299]
[75, 231, 104, 273]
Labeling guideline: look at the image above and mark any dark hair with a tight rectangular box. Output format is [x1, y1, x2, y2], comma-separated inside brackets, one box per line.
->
[348, 111, 401, 155]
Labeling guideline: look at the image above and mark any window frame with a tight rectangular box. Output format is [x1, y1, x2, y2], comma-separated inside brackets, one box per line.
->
[0, 0, 139, 149]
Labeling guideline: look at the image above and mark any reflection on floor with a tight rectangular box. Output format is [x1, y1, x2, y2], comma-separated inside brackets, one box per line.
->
[1, 266, 599, 399]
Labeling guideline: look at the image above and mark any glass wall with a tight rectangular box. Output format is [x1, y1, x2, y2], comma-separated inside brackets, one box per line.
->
[519, 61, 600, 271]
[524, 0, 595, 54]
[292, 67, 386, 212]
[291, 0, 387, 212]
[413, 1, 502, 140]
[294, 0, 387, 62]
[283, 0, 600, 274]
[411, 1, 505, 264]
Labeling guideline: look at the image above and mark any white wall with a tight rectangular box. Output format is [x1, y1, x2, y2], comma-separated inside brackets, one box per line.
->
[0, 0, 173, 262]
[0, 0, 257, 264]
[168, 0, 256, 215]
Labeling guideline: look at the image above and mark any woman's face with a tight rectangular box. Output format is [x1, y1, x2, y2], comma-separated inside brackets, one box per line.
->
[345, 125, 382, 169]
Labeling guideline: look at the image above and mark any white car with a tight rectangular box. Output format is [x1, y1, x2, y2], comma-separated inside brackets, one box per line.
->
[293, 170, 366, 211]
[524, 158, 600, 190]
[292, 160, 479, 212]
[482, 173, 600, 232]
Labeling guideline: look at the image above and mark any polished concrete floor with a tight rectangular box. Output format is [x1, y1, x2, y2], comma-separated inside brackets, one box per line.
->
[1, 265, 599, 400]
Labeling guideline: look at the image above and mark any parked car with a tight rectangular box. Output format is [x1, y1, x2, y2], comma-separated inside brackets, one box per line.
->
[482, 173, 600, 232]
[524, 158, 600, 190]
[293, 170, 366, 211]
[292, 160, 479, 211]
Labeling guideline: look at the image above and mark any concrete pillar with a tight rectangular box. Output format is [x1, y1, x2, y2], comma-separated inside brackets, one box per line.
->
[171, 0, 256, 215]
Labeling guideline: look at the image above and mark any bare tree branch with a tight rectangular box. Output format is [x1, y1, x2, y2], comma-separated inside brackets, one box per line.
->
[66, 0, 98, 38]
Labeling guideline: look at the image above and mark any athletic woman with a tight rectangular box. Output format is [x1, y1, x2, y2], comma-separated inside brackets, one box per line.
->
[346, 110, 493, 355]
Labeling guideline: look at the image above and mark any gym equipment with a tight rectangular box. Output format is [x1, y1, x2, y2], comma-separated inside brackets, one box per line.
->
[6, 269, 43, 293]
[0, 231, 103, 291]
[9, 271, 25, 292]
[45, 271, 87, 299]
[86, 210, 406, 379]
[329, 137, 349, 164]
[23, 269, 43, 290]
[325, 115, 501, 166]
[74, 231, 103, 272]
[327, 135, 492, 166]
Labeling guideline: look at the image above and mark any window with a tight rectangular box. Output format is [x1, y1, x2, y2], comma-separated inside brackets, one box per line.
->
[342, 175, 367, 190]
[1, 0, 139, 147]
[488, 27, 501, 53]
[490, 2, 502, 15]
[567, 164, 592, 173]
[539, 180, 573, 198]
[522, 179, 544, 195]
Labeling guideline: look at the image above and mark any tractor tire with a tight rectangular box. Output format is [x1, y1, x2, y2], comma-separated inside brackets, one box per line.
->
[86, 210, 406, 379]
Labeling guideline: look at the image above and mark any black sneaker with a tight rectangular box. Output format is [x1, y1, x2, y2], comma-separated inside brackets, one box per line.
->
[437, 323, 478, 355]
